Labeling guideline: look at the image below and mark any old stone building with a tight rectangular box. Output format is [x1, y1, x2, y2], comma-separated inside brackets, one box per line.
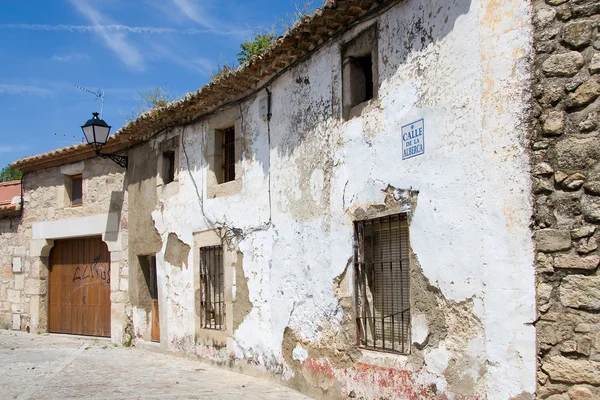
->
[4, 152, 129, 341]
[2, 0, 600, 398]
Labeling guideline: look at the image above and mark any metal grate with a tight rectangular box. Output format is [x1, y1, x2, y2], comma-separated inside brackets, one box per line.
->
[354, 214, 410, 354]
[199, 246, 225, 330]
[222, 127, 235, 183]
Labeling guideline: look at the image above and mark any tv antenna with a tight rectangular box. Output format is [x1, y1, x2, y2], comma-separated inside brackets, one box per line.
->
[74, 85, 105, 117]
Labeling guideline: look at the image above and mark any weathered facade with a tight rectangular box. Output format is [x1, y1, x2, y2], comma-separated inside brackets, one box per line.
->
[123, 0, 536, 398]
[5, 0, 600, 398]
[532, 1, 600, 399]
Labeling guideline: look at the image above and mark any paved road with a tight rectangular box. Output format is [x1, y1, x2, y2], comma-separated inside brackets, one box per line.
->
[0, 330, 312, 400]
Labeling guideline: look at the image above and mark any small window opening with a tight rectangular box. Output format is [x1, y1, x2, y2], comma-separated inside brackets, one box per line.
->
[342, 24, 378, 120]
[354, 214, 410, 354]
[220, 127, 236, 184]
[163, 151, 175, 185]
[199, 246, 224, 330]
[354, 54, 373, 103]
[71, 175, 83, 206]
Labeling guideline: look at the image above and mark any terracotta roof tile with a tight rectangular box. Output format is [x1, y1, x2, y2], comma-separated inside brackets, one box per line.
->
[12, 0, 391, 172]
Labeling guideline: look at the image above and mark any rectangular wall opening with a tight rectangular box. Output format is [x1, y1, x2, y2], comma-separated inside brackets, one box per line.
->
[354, 214, 410, 354]
[199, 246, 224, 330]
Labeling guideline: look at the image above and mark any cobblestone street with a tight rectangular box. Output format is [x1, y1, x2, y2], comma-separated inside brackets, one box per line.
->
[0, 330, 312, 400]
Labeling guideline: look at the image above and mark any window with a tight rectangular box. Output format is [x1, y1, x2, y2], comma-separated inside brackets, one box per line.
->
[162, 151, 176, 185]
[70, 174, 83, 206]
[342, 24, 378, 119]
[199, 246, 224, 330]
[354, 214, 410, 354]
[217, 127, 236, 184]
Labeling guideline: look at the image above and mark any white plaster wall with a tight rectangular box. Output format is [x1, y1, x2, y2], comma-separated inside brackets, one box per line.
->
[149, 0, 535, 398]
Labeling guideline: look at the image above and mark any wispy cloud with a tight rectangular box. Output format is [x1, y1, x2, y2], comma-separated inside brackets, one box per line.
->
[0, 84, 52, 97]
[151, 43, 215, 76]
[171, 0, 215, 29]
[51, 52, 90, 62]
[67, 0, 144, 70]
[0, 23, 245, 36]
[0, 145, 28, 153]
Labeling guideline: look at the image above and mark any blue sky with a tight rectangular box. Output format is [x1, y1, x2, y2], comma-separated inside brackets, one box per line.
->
[0, 0, 318, 168]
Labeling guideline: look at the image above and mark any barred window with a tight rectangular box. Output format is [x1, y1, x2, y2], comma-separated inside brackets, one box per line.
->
[199, 246, 224, 330]
[354, 214, 410, 354]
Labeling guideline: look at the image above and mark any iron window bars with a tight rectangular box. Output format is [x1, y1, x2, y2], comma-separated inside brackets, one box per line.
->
[354, 214, 410, 354]
[199, 246, 225, 330]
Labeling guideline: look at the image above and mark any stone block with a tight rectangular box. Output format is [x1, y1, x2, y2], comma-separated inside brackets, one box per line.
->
[535, 229, 572, 252]
[533, 162, 555, 176]
[560, 275, 600, 310]
[6, 289, 20, 304]
[119, 278, 128, 292]
[568, 386, 594, 400]
[24, 279, 43, 296]
[554, 252, 599, 270]
[582, 195, 600, 222]
[563, 173, 586, 190]
[566, 79, 600, 109]
[555, 137, 600, 173]
[584, 181, 600, 196]
[571, 225, 596, 239]
[561, 20, 594, 49]
[575, 323, 592, 333]
[542, 356, 600, 384]
[591, 54, 600, 75]
[546, 0, 568, 5]
[542, 52, 584, 76]
[577, 237, 599, 254]
[542, 110, 566, 136]
[14, 274, 24, 291]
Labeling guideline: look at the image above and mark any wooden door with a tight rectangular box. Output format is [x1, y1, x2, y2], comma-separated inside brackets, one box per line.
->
[149, 256, 160, 342]
[48, 238, 111, 337]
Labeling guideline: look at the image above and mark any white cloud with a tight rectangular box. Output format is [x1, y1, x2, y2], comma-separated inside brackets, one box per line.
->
[171, 0, 215, 29]
[51, 52, 90, 62]
[0, 84, 52, 97]
[0, 23, 245, 36]
[68, 0, 144, 70]
[0, 145, 27, 154]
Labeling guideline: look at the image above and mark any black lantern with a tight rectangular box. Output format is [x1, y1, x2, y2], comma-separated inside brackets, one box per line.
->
[81, 112, 127, 168]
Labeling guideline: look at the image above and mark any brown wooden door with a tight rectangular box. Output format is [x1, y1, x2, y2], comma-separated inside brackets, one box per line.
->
[149, 256, 160, 342]
[151, 300, 160, 342]
[48, 238, 111, 337]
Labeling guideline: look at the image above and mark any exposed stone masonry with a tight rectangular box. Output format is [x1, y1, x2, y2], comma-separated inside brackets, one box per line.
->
[533, 1, 600, 398]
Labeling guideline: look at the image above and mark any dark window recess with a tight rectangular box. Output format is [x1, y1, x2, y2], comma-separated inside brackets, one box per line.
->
[71, 175, 83, 206]
[163, 151, 175, 184]
[149, 256, 158, 300]
[199, 246, 224, 330]
[354, 54, 373, 103]
[222, 127, 235, 183]
[354, 214, 410, 354]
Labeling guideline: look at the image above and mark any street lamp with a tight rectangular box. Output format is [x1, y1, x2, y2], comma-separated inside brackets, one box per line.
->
[81, 112, 128, 168]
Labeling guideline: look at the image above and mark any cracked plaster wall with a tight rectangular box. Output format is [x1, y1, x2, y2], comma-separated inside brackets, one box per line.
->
[137, 0, 536, 398]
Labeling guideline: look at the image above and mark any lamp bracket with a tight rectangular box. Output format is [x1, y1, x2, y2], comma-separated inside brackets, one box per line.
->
[98, 152, 128, 169]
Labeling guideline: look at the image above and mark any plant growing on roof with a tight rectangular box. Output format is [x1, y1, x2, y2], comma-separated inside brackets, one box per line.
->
[126, 85, 176, 121]
[0, 165, 22, 183]
[237, 32, 276, 65]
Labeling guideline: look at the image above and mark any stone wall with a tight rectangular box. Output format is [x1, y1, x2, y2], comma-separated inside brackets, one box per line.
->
[533, 1, 600, 398]
[0, 157, 129, 340]
[0, 215, 25, 330]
